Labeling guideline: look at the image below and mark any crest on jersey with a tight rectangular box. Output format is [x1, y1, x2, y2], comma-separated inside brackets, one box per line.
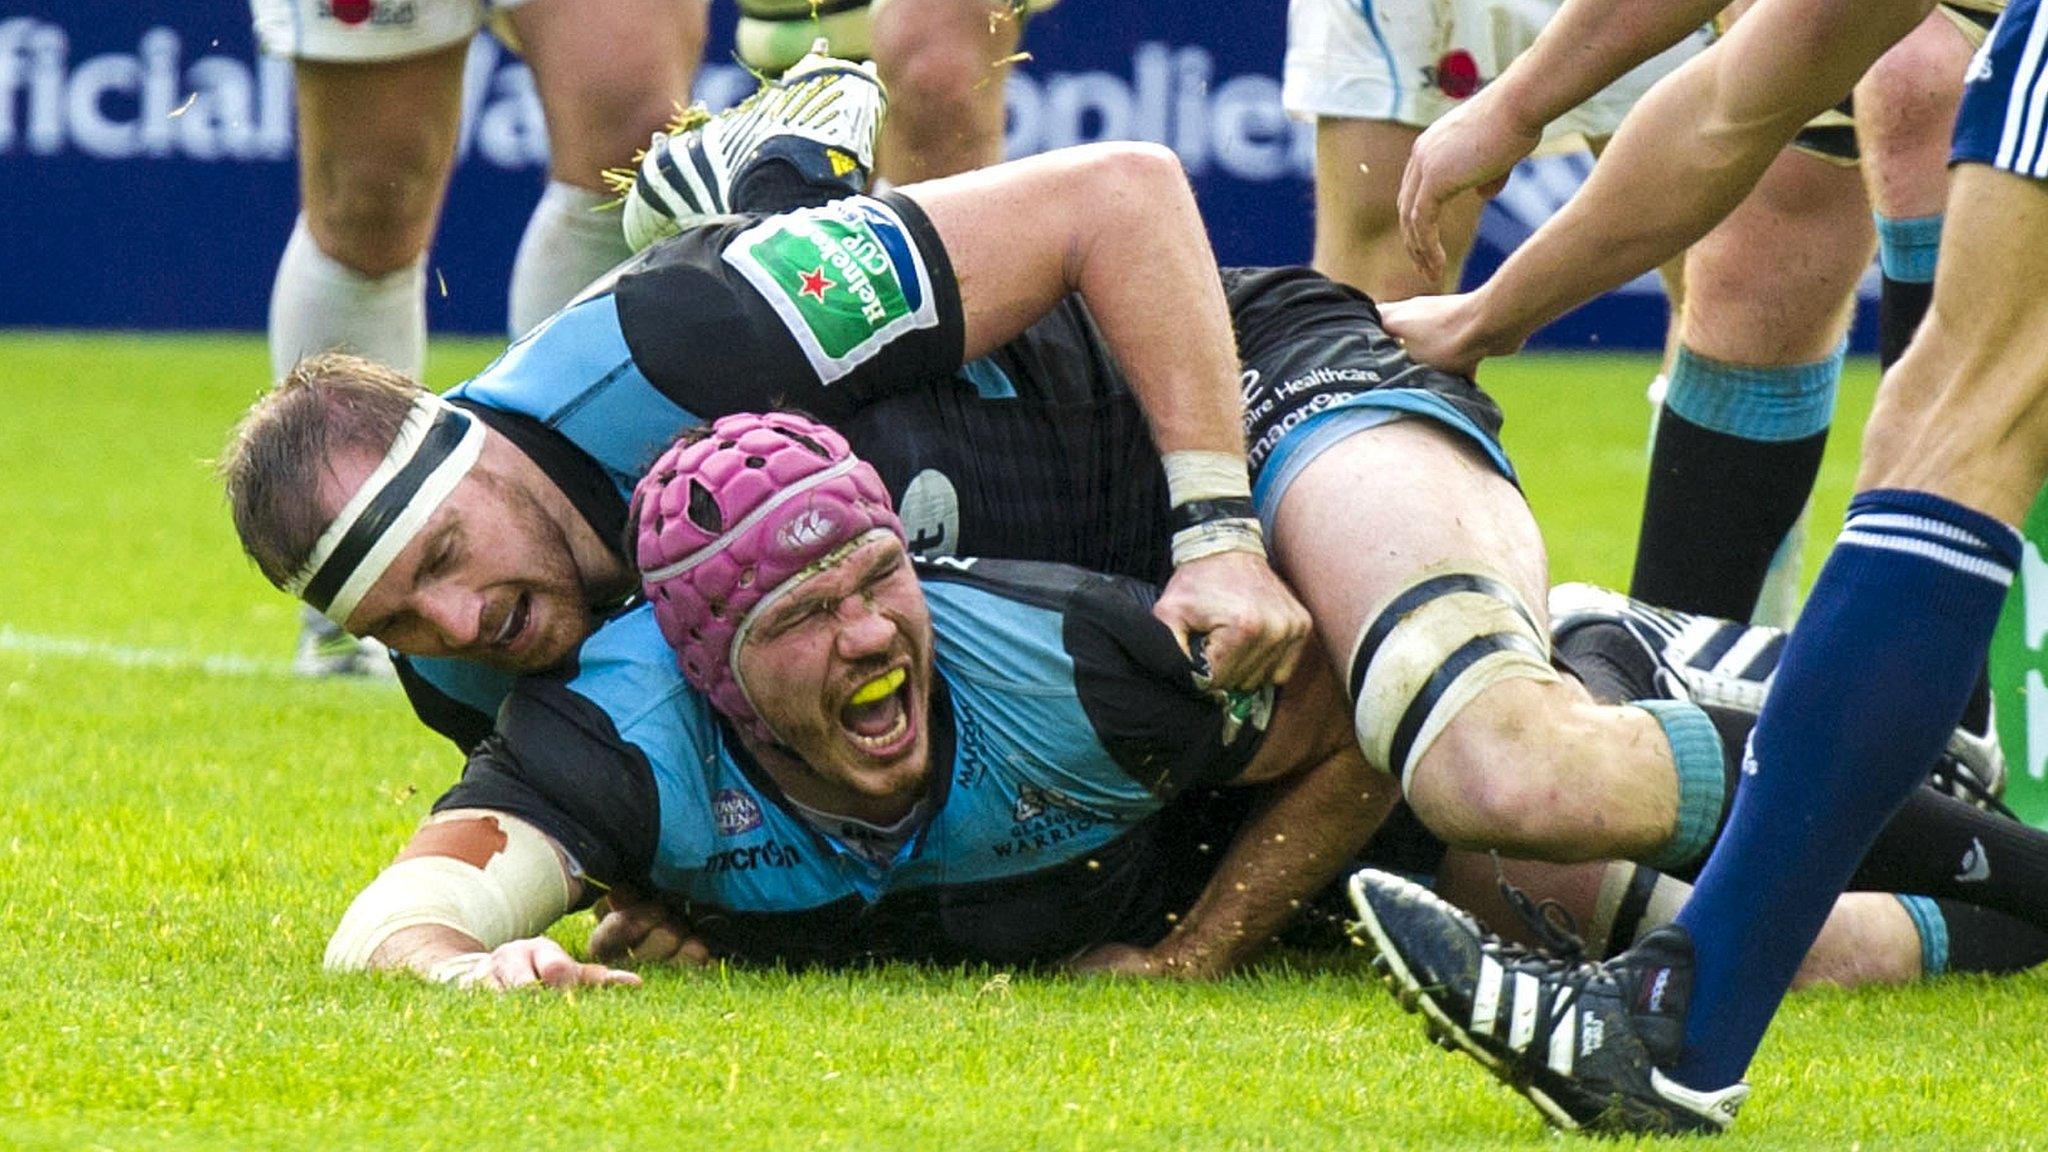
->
[714, 789, 765, 836]
[899, 469, 960, 557]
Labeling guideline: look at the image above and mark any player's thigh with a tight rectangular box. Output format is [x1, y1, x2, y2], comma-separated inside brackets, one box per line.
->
[1679, 146, 1873, 364]
[1862, 164, 2048, 522]
[511, 0, 706, 187]
[294, 42, 469, 274]
[1855, 11, 1975, 218]
[1312, 117, 1483, 301]
[1270, 418, 1550, 666]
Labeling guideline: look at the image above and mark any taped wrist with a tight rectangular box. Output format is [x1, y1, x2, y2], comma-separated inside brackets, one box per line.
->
[1163, 450, 1264, 565]
[323, 812, 574, 972]
[425, 951, 493, 987]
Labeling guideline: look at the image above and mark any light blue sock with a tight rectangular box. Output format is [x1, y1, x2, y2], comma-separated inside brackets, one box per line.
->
[1875, 212, 1942, 284]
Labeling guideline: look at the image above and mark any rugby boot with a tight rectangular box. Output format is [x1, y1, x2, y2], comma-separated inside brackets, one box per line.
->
[1345, 868, 1748, 1135]
[1549, 582, 2007, 811]
[616, 41, 887, 252]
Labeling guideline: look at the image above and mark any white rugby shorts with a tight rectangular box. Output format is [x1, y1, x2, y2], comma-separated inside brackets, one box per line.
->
[250, 0, 534, 62]
[1282, 0, 1713, 147]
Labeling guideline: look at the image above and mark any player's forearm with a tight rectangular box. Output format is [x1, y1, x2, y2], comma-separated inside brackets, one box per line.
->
[1058, 149, 1247, 463]
[1485, 0, 1724, 135]
[1467, 0, 1928, 351]
[1155, 750, 1395, 978]
[912, 143, 1249, 462]
[323, 812, 579, 979]
[363, 923, 495, 980]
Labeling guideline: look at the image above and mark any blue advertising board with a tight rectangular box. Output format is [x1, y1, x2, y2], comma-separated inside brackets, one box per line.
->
[1, 2, 1872, 346]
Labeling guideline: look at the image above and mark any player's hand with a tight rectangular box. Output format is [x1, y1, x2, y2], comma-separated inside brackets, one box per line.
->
[1153, 550, 1312, 691]
[1379, 290, 1522, 378]
[588, 888, 712, 968]
[458, 937, 643, 992]
[1398, 91, 1541, 284]
[1066, 941, 1222, 981]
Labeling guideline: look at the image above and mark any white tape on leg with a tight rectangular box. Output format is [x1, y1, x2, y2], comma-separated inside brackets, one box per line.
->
[1346, 570, 1561, 789]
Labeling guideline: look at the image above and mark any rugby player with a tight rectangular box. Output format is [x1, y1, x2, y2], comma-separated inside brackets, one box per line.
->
[251, 0, 706, 676]
[321, 411, 1393, 987]
[1338, 0, 2048, 1134]
[229, 55, 2016, 918]
[322, 413, 2048, 989]
[225, 57, 1312, 745]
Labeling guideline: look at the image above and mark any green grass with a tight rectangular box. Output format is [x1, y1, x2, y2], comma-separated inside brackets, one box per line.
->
[2, 330, 2041, 1150]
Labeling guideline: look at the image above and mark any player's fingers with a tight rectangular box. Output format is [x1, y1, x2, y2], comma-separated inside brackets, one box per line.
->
[483, 951, 542, 991]
[678, 937, 713, 967]
[1150, 601, 1198, 660]
[1401, 167, 1442, 280]
[628, 923, 688, 965]
[585, 962, 642, 987]
[1268, 619, 1307, 686]
[533, 943, 593, 989]
[587, 909, 653, 961]
[1204, 620, 1272, 691]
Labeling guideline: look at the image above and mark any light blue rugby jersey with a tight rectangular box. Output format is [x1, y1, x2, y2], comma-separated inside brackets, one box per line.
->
[436, 558, 1264, 965]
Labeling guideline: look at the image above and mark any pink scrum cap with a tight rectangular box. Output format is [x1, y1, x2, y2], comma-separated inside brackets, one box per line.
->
[631, 411, 906, 737]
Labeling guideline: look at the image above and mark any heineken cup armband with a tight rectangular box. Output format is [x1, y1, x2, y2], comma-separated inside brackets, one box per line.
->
[1163, 450, 1265, 566]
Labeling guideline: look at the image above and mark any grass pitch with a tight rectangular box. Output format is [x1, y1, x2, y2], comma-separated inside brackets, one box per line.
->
[2, 330, 2043, 1150]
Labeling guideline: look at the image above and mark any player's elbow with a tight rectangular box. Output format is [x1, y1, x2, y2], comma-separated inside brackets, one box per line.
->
[1054, 142, 1192, 279]
[1083, 140, 1188, 200]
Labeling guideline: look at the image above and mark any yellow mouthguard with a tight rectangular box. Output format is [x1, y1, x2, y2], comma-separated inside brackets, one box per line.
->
[848, 668, 906, 706]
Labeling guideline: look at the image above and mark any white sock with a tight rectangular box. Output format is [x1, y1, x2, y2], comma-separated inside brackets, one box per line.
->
[507, 180, 633, 338]
[268, 214, 427, 380]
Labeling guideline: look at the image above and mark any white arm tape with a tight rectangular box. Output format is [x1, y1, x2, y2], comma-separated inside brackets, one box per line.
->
[324, 811, 576, 972]
[1162, 449, 1253, 505]
[1170, 517, 1266, 566]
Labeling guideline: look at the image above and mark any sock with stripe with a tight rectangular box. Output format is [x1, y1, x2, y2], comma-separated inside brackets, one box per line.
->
[1669, 489, 2021, 1090]
[1850, 786, 2048, 936]
[1631, 344, 1840, 620]
[1876, 213, 1941, 371]
[1917, 897, 2048, 975]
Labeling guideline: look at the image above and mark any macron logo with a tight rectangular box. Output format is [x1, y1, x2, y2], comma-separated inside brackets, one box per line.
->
[1956, 837, 1991, 883]
[1740, 732, 1760, 778]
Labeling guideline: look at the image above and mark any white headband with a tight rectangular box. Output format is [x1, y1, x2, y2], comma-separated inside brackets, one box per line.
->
[283, 394, 487, 628]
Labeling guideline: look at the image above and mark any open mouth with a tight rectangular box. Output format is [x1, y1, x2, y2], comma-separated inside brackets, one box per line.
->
[838, 666, 915, 757]
[491, 592, 530, 652]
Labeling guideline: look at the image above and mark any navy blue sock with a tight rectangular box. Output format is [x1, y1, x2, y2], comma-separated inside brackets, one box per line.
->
[1670, 489, 2020, 1090]
[1875, 213, 1941, 371]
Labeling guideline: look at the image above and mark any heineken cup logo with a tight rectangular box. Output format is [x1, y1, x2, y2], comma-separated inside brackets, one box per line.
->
[760, 216, 911, 354]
